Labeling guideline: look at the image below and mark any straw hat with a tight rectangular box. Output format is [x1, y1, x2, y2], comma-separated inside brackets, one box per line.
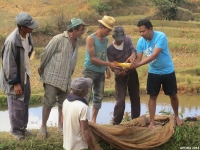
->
[98, 16, 115, 30]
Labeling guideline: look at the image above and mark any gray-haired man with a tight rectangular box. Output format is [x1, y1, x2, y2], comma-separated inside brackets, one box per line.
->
[0, 12, 38, 140]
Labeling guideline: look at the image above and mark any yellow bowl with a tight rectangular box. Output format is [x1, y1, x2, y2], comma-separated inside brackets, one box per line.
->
[114, 61, 131, 69]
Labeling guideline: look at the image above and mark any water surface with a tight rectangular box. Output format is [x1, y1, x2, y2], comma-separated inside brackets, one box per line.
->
[0, 93, 199, 132]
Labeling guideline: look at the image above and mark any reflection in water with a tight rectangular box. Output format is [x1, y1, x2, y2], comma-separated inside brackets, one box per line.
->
[0, 94, 200, 132]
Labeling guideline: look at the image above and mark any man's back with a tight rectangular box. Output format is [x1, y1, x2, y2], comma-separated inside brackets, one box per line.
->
[62, 99, 90, 150]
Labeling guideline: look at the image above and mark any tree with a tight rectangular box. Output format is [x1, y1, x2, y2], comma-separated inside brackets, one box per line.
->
[152, 0, 183, 20]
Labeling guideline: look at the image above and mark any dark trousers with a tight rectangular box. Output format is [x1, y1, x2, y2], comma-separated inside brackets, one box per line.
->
[7, 77, 31, 134]
[113, 70, 140, 125]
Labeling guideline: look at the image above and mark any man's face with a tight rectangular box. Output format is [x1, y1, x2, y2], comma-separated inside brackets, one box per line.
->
[74, 25, 85, 38]
[22, 26, 33, 34]
[138, 25, 152, 40]
[115, 40, 124, 46]
[100, 26, 112, 37]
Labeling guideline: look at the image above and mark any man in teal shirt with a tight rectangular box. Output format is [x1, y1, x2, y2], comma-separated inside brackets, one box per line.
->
[83, 16, 120, 123]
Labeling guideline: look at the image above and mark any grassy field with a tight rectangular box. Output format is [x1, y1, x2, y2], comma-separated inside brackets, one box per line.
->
[26, 19, 200, 93]
[0, 17, 200, 107]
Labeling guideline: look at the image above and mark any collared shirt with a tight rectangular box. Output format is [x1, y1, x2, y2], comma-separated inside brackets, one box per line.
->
[38, 31, 80, 92]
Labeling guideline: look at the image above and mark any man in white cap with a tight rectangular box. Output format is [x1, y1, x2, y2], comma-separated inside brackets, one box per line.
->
[62, 77, 97, 150]
[0, 12, 38, 141]
[82, 16, 120, 123]
[38, 18, 89, 138]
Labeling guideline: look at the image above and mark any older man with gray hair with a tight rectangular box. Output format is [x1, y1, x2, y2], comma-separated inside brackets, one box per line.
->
[0, 12, 38, 141]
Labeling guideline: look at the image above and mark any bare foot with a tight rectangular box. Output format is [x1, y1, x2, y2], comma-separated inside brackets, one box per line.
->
[175, 117, 183, 126]
[148, 122, 155, 128]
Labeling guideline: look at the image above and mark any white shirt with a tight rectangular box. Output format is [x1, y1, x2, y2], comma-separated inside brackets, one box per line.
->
[113, 40, 124, 50]
[62, 99, 90, 150]
[21, 34, 31, 84]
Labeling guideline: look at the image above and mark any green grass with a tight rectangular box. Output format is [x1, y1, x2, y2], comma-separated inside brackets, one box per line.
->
[0, 117, 199, 150]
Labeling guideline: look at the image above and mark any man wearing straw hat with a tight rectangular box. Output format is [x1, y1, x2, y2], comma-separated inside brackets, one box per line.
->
[82, 16, 120, 123]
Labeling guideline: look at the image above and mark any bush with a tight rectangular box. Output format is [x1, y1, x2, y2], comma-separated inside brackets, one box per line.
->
[152, 0, 183, 20]
[89, 0, 112, 15]
[52, 3, 79, 32]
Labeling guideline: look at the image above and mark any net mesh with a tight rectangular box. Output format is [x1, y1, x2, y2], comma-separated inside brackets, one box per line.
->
[89, 115, 175, 150]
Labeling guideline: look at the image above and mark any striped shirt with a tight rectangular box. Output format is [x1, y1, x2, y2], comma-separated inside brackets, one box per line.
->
[38, 31, 80, 92]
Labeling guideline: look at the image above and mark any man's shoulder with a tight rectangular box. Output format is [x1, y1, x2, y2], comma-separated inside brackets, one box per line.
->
[63, 99, 88, 107]
[5, 29, 19, 43]
[154, 31, 166, 37]
[137, 36, 145, 43]
[53, 32, 65, 39]
[107, 42, 114, 49]
[48, 32, 68, 44]
[125, 35, 131, 39]
[86, 34, 95, 43]
[87, 34, 94, 39]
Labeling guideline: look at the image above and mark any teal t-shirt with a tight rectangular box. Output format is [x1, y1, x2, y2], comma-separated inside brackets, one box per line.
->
[84, 33, 108, 73]
[136, 31, 174, 75]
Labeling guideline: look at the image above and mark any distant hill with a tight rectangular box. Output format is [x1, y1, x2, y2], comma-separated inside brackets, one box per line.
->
[0, 0, 200, 36]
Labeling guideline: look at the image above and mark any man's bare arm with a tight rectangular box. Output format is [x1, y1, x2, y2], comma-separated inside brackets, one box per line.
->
[86, 36, 120, 69]
[80, 120, 97, 150]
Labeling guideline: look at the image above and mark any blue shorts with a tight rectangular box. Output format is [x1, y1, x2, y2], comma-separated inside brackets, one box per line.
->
[147, 71, 177, 96]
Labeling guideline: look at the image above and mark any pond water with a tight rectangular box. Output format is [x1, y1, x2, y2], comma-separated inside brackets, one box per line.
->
[0, 93, 200, 132]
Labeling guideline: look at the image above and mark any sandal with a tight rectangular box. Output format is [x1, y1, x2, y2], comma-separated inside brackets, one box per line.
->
[37, 126, 47, 139]
[10, 132, 25, 141]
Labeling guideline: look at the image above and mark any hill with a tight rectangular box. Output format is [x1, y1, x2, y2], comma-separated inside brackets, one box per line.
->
[1, 0, 200, 36]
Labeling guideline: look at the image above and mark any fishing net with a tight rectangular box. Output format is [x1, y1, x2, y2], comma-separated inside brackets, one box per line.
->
[89, 115, 175, 150]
